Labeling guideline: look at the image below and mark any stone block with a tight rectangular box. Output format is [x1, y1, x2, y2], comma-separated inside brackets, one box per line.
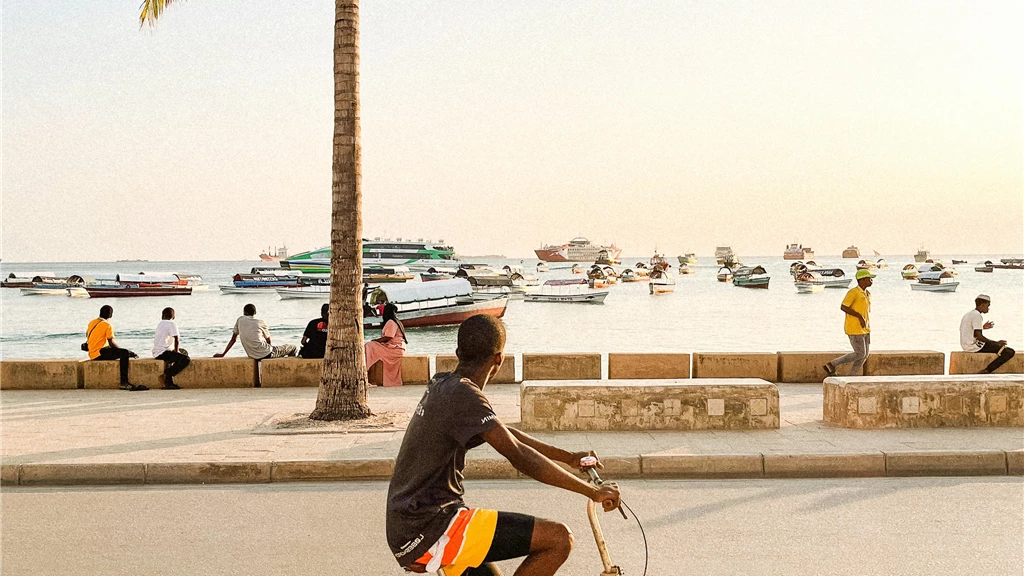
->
[824, 374, 1024, 428]
[20, 463, 146, 486]
[521, 378, 779, 431]
[435, 354, 517, 383]
[777, 352, 862, 383]
[950, 351, 1024, 375]
[173, 357, 257, 388]
[271, 459, 394, 481]
[260, 358, 322, 387]
[146, 462, 271, 484]
[763, 452, 885, 478]
[885, 450, 1008, 476]
[0, 360, 82, 390]
[81, 358, 165, 389]
[641, 454, 763, 478]
[865, 350, 944, 376]
[0, 465, 20, 486]
[608, 353, 690, 379]
[692, 353, 778, 381]
[522, 354, 601, 380]
[1006, 451, 1024, 475]
[368, 355, 430, 385]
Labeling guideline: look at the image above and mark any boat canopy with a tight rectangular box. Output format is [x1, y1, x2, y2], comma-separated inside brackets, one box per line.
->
[368, 278, 471, 305]
[919, 270, 954, 281]
[545, 279, 588, 286]
[117, 273, 179, 284]
[67, 273, 119, 283]
[734, 265, 768, 277]
[6, 272, 56, 280]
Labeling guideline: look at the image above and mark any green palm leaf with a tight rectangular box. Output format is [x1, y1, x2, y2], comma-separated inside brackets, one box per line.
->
[139, 0, 185, 27]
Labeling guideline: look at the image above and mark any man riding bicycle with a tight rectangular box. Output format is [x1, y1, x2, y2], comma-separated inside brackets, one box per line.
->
[386, 315, 621, 576]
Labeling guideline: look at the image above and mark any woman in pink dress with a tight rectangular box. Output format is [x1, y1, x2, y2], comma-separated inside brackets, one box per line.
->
[365, 303, 408, 387]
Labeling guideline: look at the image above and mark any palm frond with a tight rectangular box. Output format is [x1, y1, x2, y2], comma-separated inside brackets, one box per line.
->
[139, 0, 185, 27]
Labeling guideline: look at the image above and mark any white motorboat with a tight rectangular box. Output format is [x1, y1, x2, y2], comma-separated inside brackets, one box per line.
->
[363, 279, 508, 328]
[649, 269, 675, 294]
[910, 270, 959, 292]
[795, 283, 825, 294]
[276, 286, 330, 300]
[536, 262, 550, 273]
[793, 271, 852, 289]
[524, 279, 608, 304]
[20, 286, 69, 296]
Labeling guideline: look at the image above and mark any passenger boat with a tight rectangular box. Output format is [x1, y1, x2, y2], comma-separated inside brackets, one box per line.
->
[219, 272, 303, 294]
[732, 266, 770, 289]
[677, 253, 698, 267]
[784, 243, 814, 260]
[842, 246, 861, 259]
[915, 248, 931, 262]
[910, 270, 959, 292]
[363, 266, 414, 284]
[901, 264, 920, 280]
[796, 283, 825, 294]
[2, 272, 57, 289]
[648, 268, 675, 294]
[364, 279, 508, 328]
[284, 238, 459, 273]
[535, 237, 622, 263]
[259, 245, 288, 262]
[793, 271, 852, 289]
[716, 267, 734, 282]
[524, 279, 608, 304]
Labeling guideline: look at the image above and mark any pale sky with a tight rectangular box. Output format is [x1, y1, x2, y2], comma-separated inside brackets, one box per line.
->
[2, 1, 1022, 262]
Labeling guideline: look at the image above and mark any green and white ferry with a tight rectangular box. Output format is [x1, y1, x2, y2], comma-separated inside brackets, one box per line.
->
[283, 238, 458, 273]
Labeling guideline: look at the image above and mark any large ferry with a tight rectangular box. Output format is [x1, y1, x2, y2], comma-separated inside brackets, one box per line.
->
[784, 243, 814, 260]
[283, 239, 457, 273]
[534, 237, 621, 263]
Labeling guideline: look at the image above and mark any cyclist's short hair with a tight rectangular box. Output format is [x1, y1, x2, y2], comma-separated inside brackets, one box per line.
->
[456, 315, 506, 366]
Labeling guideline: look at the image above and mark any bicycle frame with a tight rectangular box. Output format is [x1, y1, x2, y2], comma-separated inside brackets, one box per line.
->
[581, 457, 623, 576]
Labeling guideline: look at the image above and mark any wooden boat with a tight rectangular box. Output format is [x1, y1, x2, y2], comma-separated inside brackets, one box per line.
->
[732, 266, 770, 289]
[649, 253, 671, 271]
[910, 270, 958, 292]
[716, 266, 734, 282]
[991, 258, 1024, 270]
[276, 286, 329, 299]
[524, 279, 608, 304]
[420, 266, 457, 282]
[18, 276, 81, 295]
[974, 265, 994, 273]
[2, 272, 57, 289]
[875, 258, 888, 269]
[86, 285, 193, 298]
[648, 268, 675, 294]
[677, 263, 695, 275]
[677, 253, 698, 267]
[842, 246, 861, 258]
[901, 264, 920, 280]
[363, 279, 508, 328]
[952, 259, 967, 265]
[795, 283, 825, 294]
[363, 266, 414, 284]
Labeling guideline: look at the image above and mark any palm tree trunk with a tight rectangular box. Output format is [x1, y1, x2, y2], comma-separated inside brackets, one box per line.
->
[310, 0, 370, 420]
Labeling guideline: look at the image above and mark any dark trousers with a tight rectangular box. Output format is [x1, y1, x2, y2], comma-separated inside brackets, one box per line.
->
[156, 350, 191, 383]
[978, 342, 1016, 373]
[95, 347, 132, 384]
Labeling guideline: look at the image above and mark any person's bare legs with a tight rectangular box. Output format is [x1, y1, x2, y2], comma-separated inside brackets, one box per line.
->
[513, 519, 574, 576]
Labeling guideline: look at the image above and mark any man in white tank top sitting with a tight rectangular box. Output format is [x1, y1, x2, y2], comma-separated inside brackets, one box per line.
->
[959, 294, 1015, 374]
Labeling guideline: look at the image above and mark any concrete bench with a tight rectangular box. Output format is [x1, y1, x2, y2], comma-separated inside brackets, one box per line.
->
[260, 358, 322, 387]
[520, 378, 779, 431]
[0, 360, 82, 390]
[777, 352, 862, 383]
[174, 358, 257, 388]
[950, 351, 1024, 375]
[823, 374, 1023, 428]
[692, 353, 778, 381]
[435, 355, 516, 383]
[522, 354, 600, 381]
[608, 353, 690, 379]
[368, 355, 430, 385]
[81, 358, 166, 389]
[864, 350, 944, 376]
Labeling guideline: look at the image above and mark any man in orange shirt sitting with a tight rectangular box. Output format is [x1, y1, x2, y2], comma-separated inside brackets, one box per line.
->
[86, 305, 147, 391]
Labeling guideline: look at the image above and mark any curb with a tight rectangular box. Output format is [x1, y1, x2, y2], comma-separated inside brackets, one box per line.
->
[2, 450, 1021, 487]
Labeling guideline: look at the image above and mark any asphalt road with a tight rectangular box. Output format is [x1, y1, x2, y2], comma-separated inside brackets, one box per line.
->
[2, 477, 1021, 576]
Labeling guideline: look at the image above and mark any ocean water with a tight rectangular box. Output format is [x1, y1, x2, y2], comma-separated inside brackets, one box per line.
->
[1, 256, 1021, 363]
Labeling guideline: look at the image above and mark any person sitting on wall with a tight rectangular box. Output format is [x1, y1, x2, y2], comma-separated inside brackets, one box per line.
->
[214, 303, 297, 360]
[299, 304, 329, 359]
[86, 305, 147, 391]
[153, 307, 190, 389]
[960, 294, 1016, 374]
[365, 303, 407, 387]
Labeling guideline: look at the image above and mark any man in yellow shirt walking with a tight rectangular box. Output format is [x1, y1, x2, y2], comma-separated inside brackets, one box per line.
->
[824, 269, 875, 378]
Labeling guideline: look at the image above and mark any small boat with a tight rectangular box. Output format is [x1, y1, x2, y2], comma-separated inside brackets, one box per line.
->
[536, 262, 550, 273]
[805, 260, 818, 267]
[784, 243, 814, 260]
[2, 272, 57, 289]
[974, 265, 994, 273]
[471, 287, 525, 301]
[619, 269, 642, 283]
[915, 248, 931, 262]
[991, 258, 1024, 270]
[219, 272, 302, 293]
[910, 270, 958, 292]
[86, 285, 193, 298]
[276, 286, 330, 300]
[952, 259, 967, 265]
[795, 283, 825, 294]
[677, 263, 695, 275]
[363, 279, 508, 328]
[20, 285, 73, 296]
[648, 268, 675, 294]
[716, 266, 734, 282]
[594, 249, 621, 266]
[714, 246, 735, 265]
[793, 271, 852, 289]
[571, 264, 584, 275]
[649, 253, 671, 271]
[732, 265, 770, 289]
[363, 266, 414, 284]
[677, 253, 698, 267]
[901, 264, 920, 280]
[842, 246, 861, 258]
[856, 259, 877, 271]
[875, 258, 888, 269]
[524, 279, 608, 304]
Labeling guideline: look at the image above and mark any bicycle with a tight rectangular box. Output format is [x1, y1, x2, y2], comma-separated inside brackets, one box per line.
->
[580, 456, 647, 576]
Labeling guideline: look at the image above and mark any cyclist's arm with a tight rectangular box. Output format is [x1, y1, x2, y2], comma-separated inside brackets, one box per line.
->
[507, 427, 574, 464]
[482, 422, 596, 499]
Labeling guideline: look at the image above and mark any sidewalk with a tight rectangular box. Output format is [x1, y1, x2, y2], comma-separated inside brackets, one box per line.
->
[2, 384, 1022, 485]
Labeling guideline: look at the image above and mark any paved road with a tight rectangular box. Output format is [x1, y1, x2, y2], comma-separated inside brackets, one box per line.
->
[2, 477, 1021, 575]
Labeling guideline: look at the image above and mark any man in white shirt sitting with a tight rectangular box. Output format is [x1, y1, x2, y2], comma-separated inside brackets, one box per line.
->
[959, 294, 1015, 374]
[153, 307, 190, 389]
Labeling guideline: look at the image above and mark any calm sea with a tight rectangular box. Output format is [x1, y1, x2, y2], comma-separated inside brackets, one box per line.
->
[1, 256, 1021, 365]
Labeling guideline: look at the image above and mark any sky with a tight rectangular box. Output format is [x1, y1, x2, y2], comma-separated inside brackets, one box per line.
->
[2, 0, 1022, 262]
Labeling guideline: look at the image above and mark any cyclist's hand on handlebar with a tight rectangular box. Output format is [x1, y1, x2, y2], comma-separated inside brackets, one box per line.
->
[571, 450, 603, 470]
[592, 483, 621, 512]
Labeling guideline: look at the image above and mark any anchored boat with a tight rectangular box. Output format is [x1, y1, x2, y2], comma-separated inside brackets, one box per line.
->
[677, 253, 698, 267]
[901, 264, 920, 280]
[842, 246, 861, 258]
[716, 266, 734, 282]
[784, 243, 814, 260]
[910, 270, 959, 292]
[793, 270, 852, 289]
[732, 265, 770, 289]
[524, 279, 608, 304]
[648, 268, 675, 294]
[535, 237, 622, 263]
[363, 279, 508, 328]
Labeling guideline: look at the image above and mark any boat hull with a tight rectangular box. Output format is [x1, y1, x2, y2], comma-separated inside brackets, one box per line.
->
[524, 291, 608, 304]
[911, 282, 959, 292]
[364, 298, 508, 329]
[85, 286, 193, 298]
[733, 278, 770, 289]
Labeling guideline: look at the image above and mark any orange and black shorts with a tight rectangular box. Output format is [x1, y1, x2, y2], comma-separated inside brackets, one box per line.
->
[407, 509, 535, 576]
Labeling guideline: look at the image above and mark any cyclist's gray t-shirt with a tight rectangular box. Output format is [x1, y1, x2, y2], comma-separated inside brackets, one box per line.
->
[386, 373, 499, 566]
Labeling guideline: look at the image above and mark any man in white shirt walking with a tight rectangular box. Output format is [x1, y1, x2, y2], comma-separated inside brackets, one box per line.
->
[153, 307, 190, 389]
[959, 294, 1016, 374]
